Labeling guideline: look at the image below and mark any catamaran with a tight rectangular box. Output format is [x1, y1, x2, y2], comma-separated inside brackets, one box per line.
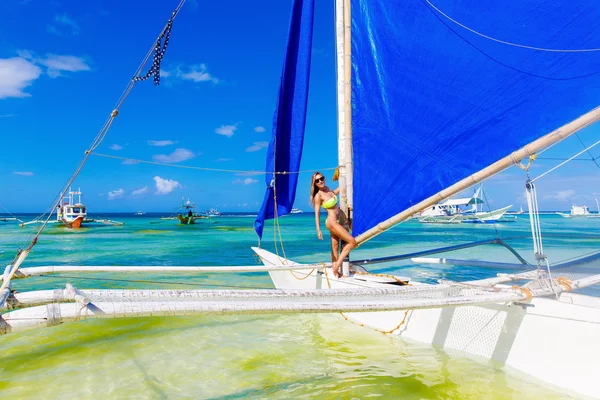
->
[1, 0, 600, 398]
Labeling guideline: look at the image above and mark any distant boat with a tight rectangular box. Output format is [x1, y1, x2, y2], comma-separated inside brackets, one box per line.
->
[55, 187, 87, 228]
[290, 208, 303, 214]
[419, 186, 511, 224]
[556, 204, 600, 218]
[134, 211, 145, 216]
[507, 205, 524, 215]
[177, 197, 207, 225]
[206, 208, 221, 217]
[21, 187, 122, 228]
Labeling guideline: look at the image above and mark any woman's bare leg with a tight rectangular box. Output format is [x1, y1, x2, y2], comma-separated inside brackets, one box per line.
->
[330, 233, 340, 264]
[326, 220, 356, 277]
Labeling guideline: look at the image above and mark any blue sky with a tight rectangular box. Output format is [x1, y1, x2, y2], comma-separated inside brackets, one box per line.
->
[1, 0, 600, 213]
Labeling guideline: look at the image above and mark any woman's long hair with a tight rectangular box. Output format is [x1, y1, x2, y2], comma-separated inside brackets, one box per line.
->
[309, 171, 323, 206]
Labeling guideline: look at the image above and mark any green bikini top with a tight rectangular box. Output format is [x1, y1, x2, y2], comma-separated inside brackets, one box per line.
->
[322, 196, 338, 209]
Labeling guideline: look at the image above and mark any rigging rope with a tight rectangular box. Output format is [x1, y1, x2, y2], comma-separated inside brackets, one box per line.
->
[532, 136, 600, 182]
[0, 1, 189, 303]
[575, 133, 600, 170]
[423, 0, 600, 53]
[91, 152, 336, 175]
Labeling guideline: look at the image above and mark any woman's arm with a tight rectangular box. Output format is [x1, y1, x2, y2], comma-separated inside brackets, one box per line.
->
[333, 187, 340, 195]
[314, 195, 323, 240]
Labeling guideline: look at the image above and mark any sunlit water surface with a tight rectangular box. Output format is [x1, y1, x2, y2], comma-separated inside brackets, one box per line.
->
[0, 213, 595, 398]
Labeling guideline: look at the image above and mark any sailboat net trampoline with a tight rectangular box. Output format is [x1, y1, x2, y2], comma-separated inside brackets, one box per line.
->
[2, 240, 599, 334]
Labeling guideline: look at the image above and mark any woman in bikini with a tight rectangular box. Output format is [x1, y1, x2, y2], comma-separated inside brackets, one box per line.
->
[310, 171, 357, 278]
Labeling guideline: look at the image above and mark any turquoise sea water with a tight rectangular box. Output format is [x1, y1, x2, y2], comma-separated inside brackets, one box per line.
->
[0, 213, 597, 398]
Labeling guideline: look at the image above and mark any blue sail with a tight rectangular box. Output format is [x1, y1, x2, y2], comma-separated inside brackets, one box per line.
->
[254, 0, 314, 239]
[351, 0, 600, 236]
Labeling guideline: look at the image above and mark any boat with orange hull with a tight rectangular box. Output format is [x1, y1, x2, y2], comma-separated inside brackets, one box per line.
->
[56, 188, 87, 228]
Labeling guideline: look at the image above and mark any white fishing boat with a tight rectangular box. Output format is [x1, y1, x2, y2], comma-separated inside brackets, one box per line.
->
[177, 197, 205, 224]
[56, 188, 86, 228]
[20, 187, 123, 228]
[2, 1, 600, 399]
[507, 205, 525, 215]
[20, 188, 86, 228]
[205, 208, 221, 217]
[290, 208, 303, 214]
[557, 203, 600, 218]
[419, 187, 512, 224]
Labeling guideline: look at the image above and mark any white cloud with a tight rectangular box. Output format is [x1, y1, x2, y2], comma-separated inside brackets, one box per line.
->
[148, 140, 176, 147]
[233, 178, 259, 185]
[0, 52, 90, 98]
[108, 188, 124, 200]
[121, 159, 140, 165]
[254, 126, 266, 133]
[0, 57, 42, 99]
[35, 54, 91, 78]
[48, 13, 80, 36]
[13, 171, 33, 176]
[215, 124, 237, 138]
[245, 141, 269, 152]
[152, 148, 195, 163]
[216, 158, 232, 162]
[0, 114, 15, 118]
[174, 64, 219, 84]
[132, 186, 148, 196]
[110, 144, 123, 150]
[545, 189, 575, 202]
[154, 176, 180, 195]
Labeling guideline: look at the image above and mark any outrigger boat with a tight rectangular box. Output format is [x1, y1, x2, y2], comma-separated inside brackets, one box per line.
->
[2, 1, 600, 398]
[419, 187, 512, 224]
[557, 204, 600, 218]
[20, 188, 123, 228]
[56, 188, 86, 228]
[176, 197, 207, 225]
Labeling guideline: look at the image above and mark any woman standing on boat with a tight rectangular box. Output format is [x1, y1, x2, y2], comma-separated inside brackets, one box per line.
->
[310, 171, 357, 278]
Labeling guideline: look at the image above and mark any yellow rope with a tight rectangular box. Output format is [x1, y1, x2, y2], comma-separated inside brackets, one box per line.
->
[353, 270, 410, 285]
[323, 265, 410, 334]
[557, 277, 573, 292]
[512, 285, 533, 300]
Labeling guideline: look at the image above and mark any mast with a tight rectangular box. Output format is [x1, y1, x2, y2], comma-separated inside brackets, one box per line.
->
[335, 0, 353, 227]
[356, 106, 600, 244]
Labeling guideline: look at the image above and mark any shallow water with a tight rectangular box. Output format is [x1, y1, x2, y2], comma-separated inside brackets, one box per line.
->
[0, 213, 594, 398]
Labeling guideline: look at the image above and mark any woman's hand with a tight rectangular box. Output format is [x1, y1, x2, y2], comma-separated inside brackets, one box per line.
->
[317, 229, 323, 240]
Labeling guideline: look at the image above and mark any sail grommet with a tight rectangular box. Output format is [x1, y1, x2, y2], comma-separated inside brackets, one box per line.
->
[111, 110, 119, 118]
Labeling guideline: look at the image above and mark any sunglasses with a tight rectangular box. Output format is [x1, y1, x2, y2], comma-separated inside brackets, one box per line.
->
[315, 176, 324, 183]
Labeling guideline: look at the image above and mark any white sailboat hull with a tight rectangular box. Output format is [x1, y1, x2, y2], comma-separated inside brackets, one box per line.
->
[254, 247, 600, 398]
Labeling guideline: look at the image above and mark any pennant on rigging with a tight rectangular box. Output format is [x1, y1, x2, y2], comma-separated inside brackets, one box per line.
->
[132, 12, 175, 86]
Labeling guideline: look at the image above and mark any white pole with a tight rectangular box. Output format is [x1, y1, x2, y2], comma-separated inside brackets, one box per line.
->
[343, 0, 353, 217]
[335, 0, 347, 220]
